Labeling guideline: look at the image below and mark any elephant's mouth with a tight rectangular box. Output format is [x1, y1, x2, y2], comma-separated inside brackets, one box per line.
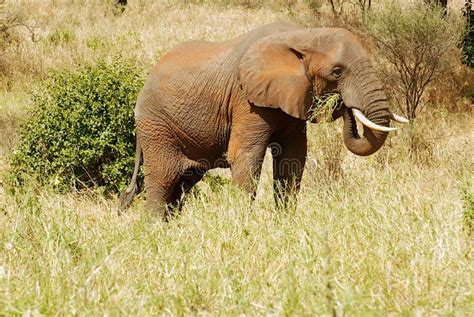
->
[330, 98, 345, 121]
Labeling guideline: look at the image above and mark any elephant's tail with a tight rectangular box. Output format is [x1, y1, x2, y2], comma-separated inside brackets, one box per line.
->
[119, 139, 142, 213]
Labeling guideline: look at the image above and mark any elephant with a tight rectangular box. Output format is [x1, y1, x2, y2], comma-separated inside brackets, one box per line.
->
[119, 22, 408, 218]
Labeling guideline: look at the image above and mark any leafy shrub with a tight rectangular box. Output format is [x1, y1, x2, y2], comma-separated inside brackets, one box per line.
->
[9, 57, 144, 192]
[203, 174, 231, 192]
[365, 2, 465, 119]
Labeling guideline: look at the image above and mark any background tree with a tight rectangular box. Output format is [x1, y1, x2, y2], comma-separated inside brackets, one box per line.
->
[365, 2, 464, 119]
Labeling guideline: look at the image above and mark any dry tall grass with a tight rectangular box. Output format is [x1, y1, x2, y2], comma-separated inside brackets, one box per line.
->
[1, 113, 472, 314]
[1, 0, 289, 88]
[0, 0, 472, 315]
[0, 0, 468, 86]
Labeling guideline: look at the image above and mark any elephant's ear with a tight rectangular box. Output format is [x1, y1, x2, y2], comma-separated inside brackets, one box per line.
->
[238, 38, 312, 120]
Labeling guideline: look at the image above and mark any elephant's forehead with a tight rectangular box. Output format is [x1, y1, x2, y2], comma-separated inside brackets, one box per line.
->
[292, 29, 366, 61]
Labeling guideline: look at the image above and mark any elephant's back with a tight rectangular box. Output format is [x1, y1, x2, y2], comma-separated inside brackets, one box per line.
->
[137, 39, 231, 109]
[135, 40, 233, 163]
[226, 22, 300, 58]
[154, 40, 229, 73]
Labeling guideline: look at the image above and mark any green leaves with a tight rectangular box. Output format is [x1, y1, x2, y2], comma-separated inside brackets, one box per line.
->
[9, 57, 145, 193]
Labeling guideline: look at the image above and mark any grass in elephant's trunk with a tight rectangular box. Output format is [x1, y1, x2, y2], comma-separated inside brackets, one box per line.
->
[308, 93, 341, 123]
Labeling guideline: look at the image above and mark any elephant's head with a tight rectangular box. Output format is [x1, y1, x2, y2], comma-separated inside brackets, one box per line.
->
[238, 28, 408, 156]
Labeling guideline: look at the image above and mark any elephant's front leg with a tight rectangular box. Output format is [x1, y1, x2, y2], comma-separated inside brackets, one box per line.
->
[271, 122, 307, 207]
[227, 122, 272, 197]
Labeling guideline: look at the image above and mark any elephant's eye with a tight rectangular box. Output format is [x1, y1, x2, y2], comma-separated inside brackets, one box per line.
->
[332, 67, 343, 79]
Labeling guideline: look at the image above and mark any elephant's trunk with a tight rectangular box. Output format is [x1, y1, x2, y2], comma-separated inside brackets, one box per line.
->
[340, 63, 392, 156]
[342, 106, 390, 156]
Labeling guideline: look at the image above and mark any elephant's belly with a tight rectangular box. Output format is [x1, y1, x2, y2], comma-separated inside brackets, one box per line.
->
[180, 140, 229, 169]
[168, 115, 230, 169]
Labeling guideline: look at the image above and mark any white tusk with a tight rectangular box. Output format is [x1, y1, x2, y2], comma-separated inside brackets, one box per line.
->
[352, 109, 397, 132]
[389, 112, 410, 123]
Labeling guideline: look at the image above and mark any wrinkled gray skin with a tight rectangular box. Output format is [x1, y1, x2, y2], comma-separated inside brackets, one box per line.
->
[120, 22, 393, 218]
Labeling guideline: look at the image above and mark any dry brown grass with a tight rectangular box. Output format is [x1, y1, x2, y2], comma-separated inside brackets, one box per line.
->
[0, 0, 468, 86]
[1, 0, 290, 88]
[1, 110, 472, 315]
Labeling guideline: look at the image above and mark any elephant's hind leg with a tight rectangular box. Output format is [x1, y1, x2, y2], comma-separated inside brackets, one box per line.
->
[139, 138, 182, 219]
[143, 162, 179, 219]
[142, 150, 206, 219]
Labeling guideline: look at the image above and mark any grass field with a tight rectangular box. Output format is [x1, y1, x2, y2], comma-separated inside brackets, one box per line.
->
[1, 1, 473, 315]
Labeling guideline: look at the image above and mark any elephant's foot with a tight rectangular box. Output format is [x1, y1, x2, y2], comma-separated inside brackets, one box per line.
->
[144, 197, 169, 221]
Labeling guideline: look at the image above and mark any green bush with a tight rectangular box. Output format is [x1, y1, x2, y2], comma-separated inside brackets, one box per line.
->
[9, 57, 144, 192]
